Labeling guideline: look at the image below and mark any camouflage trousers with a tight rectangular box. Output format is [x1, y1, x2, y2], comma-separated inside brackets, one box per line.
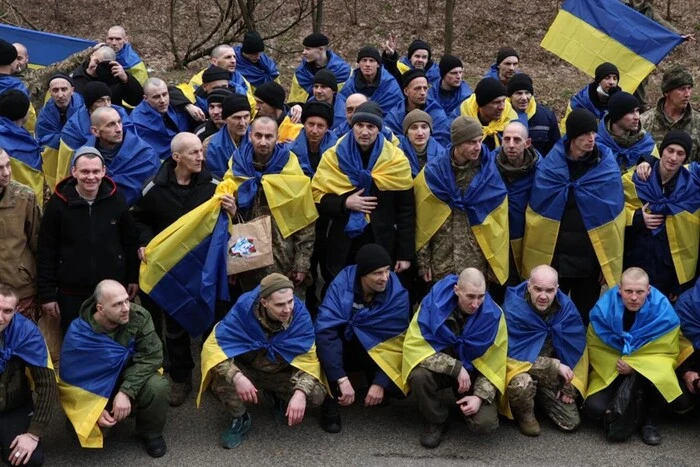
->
[210, 361, 325, 418]
[507, 373, 580, 431]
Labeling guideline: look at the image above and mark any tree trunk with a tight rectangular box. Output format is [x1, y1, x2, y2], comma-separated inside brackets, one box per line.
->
[237, 0, 256, 31]
[312, 0, 323, 33]
[444, 0, 455, 55]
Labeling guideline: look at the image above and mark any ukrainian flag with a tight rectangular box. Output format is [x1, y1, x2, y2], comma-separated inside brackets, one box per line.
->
[0, 313, 52, 373]
[623, 167, 700, 286]
[0, 24, 95, 69]
[288, 51, 351, 104]
[675, 279, 700, 365]
[414, 149, 510, 284]
[0, 116, 45, 207]
[139, 180, 233, 337]
[116, 43, 148, 85]
[58, 318, 134, 448]
[522, 139, 626, 286]
[500, 282, 588, 418]
[315, 265, 410, 394]
[197, 287, 327, 406]
[587, 286, 682, 402]
[458, 95, 518, 148]
[541, 0, 684, 92]
[402, 275, 508, 395]
[504, 153, 539, 278]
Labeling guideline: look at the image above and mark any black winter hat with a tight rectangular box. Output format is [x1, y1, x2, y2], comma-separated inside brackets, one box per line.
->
[660, 130, 693, 157]
[506, 73, 534, 96]
[207, 87, 235, 105]
[301, 100, 333, 126]
[496, 47, 519, 65]
[222, 94, 251, 119]
[0, 90, 29, 121]
[566, 109, 598, 140]
[439, 55, 463, 79]
[401, 68, 426, 90]
[82, 81, 112, 109]
[474, 78, 507, 107]
[254, 81, 286, 110]
[357, 46, 381, 63]
[607, 91, 639, 124]
[407, 39, 431, 61]
[302, 33, 329, 48]
[313, 69, 338, 92]
[241, 31, 265, 54]
[355, 243, 392, 277]
[0, 39, 17, 66]
[594, 62, 619, 84]
[47, 72, 74, 88]
[350, 101, 383, 129]
[202, 66, 230, 84]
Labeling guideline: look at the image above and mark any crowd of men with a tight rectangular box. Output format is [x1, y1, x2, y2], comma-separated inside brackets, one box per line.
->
[1, 8, 700, 463]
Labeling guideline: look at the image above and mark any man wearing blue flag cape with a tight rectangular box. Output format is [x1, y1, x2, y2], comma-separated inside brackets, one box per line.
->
[560, 63, 621, 133]
[427, 55, 472, 117]
[234, 31, 280, 91]
[306, 69, 346, 132]
[501, 265, 587, 437]
[584, 268, 687, 445]
[398, 109, 446, 178]
[673, 277, 700, 411]
[58, 280, 169, 457]
[202, 94, 251, 178]
[106, 26, 148, 85]
[0, 39, 36, 135]
[0, 283, 56, 467]
[506, 74, 560, 157]
[483, 47, 520, 86]
[315, 244, 411, 434]
[198, 273, 326, 449]
[403, 268, 507, 448]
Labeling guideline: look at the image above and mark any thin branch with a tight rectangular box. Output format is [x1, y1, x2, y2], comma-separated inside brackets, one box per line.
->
[1, 0, 39, 30]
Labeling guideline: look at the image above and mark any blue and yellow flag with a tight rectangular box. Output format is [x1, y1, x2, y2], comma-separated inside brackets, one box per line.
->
[338, 67, 404, 117]
[414, 149, 510, 284]
[385, 100, 451, 148]
[0, 116, 45, 207]
[402, 275, 508, 394]
[0, 313, 52, 373]
[0, 24, 95, 69]
[188, 67, 256, 113]
[597, 117, 658, 172]
[131, 100, 190, 161]
[58, 318, 134, 448]
[675, 278, 700, 360]
[315, 265, 410, 394]
[139, 180, 233, 337]
[398, 136, 446, 178]
[227, 143, 318, 238]
[541, 0, 684, 92]
[397, 58, 441, 86]
[289, 128, 338, 177]
[587, 286, 681, 402]
[500, 282, 588, 417]
[198, 287, 326, 406]
[115, 43, 148, 85]
[234, 45, 280, 89]
[622, 166, 700, 285]
[522, 139, 626, 286]
[428, 81, 473, 120]
[289, 50, 351, 104]
[458, 94, 518, 148]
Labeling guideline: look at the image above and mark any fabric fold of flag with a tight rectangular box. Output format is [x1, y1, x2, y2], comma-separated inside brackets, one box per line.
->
[541, 0, 683, 92]
[0, 24, 96, 68]
[0, 313, 52, 373]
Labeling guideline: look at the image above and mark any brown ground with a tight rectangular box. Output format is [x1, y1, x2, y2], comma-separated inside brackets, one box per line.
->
[15, 0, 700, 117]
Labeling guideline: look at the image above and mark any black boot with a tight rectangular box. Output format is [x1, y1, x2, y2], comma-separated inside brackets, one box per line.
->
[320, 397, 341, 433]
[641, 418, 661, 445]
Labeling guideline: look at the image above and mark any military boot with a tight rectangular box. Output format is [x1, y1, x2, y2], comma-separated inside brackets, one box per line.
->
[419, 421, 448, 449]
[169, 376, 192, 407]
[512, 406, 541, 437]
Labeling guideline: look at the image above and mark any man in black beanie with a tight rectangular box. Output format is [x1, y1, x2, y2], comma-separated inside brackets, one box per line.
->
[507, 73, 560, 156]
[254, 82, 302, 143]
[193, 87, 235, 142]
[315, 243, 411, 433]
[202, 93, 252, 177]
[381, 35, 440, 86]
[0, 39, 38, 135]
[484, 46, 520, 85]
[428, 54, 473, 116]
[562, 62, 621, 134]
[234, 31, 280, 89]
[596, 91, 657, 172]
[309, 69, 345, 132]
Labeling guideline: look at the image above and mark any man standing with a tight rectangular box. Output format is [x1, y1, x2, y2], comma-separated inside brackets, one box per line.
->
[315, 244, 410, 433]
[290, 101, 338, 176]
[105, 26, 148, 85]
[506, 73, 559, 157]
[288, 33, 351, 104]
[561, 62, 620, 131]
[381, 37, 440, 86]
[0, 283, 57, 466]
[233, 31, 280, 91]
[0, 39, 36, 134]
[641, 66, 700, 163]
[427, 55, 472, 116]
[194, 88, 235, 142]
[312, 102, 414, 278]
[522, 109, 625, 324]
[398, 109, 446, 177]
[58, 280, 168, 456]
[484, 47, 520, 86]
[415, 116, 509, 288]
[199, 273, 326, 448]
[403, 268, 507, 448]
[253, 82, 303, 143]
[187, 45, 255, 110]
[456, 77, 518, 150]
[502, 265, 587, 436]
[308, 69, 346, 132]
[37, 147, 140, 334]
[202, 94, 251, 177]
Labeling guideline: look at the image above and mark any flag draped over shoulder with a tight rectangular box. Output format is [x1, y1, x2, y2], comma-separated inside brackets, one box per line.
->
[312, 133, 412, 237]
[0, 24, 95, 68]
[289, 51, 351, 104]
[596, 118, 658, 171]
[414, 149, 510, 284]
[139, 180, 233, 337]
[131, 101, 190, 161]
[289, 128, 338, 177]
[457, 94, 517, 148]
[398, 136, 446, 178]
[0, 116, 45, 207]
[197, 287, 326, 406]
[116, 43, 148, 85]
[623, 166, 700, 285]
[234, 46, 280, 89]
[228, 143, 318, 238]
[0, 313, 52, 373]
[522, 139, 625, 286]
[500, 282, 587, 417]
[675, 279, 700, 351]
[402, 275, 507, 393]
[58, 318, 134, 448]
[315, 266, 410, 394]
[587, 286, 682, 402]
[337, 67, 404, 117]
[541, 0, 683, 92]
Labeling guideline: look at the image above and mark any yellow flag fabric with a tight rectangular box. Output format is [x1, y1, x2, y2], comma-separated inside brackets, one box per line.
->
[459, 94, 517, 148]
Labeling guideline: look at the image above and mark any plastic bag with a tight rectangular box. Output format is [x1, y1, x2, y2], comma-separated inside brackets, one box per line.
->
[603, 373, 644, 442]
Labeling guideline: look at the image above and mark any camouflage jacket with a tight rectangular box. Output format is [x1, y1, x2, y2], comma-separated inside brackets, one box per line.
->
[641, 98, 700, 163]
[622, 0, 680, 33]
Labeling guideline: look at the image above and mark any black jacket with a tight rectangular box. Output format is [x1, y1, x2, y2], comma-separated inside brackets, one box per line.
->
[37, 177, 140, 303]
[131, 158, 221, 245]
[70, 61, 144, 108]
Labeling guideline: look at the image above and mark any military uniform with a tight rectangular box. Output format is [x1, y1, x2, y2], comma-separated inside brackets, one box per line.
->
[210, 302, 325, 417]
[641, 99, 700, 163]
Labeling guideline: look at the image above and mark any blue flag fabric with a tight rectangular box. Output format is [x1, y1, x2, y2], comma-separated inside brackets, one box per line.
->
[427, 81, 473, 116]
[0, 116, 42, 170]
[205, 126, 243, 178]
[131, 101, 191, 160]
[338, 67, 403, 117]
[234, 45, 280, 88]
[0, 313, 50, 372]
[61, 105, 133, 151]
[295, 51, 351, 99]
[398, 135, 446, 177]
[675, 279, 700, 350]
[384, 99, 451, 148]
[115, 43, 142, 69]
[232, 142, 291, 209]
[596, 116, 656, 170]
[289, 128, 338, 177]
[36, 94, 84, 149]
[0, 24, 95, 67]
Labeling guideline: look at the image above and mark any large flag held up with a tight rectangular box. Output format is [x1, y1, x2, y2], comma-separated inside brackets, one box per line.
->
[541, 0, 683, 92]
[0, 24, 96, 69]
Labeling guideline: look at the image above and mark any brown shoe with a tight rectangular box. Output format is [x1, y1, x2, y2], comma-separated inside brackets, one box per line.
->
[169, 379, 192, 407]
[419, 422, 447, 448]
[516, 412, 541, 437]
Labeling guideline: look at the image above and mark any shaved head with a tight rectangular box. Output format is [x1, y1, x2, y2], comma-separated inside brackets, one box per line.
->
[212, 44, 234, 58]
[143, 77, 167, 94]
[251, 115, 278, 132]
[620, 267, 649, 287]
[455, 268, 486, 315]
[90, 106, 119, 126]
[95, 279, 125, 304]
[457, 267, 486, 289]
[345, 93, 369, 124]
[95, 46, 117, 62]
[503, 120, 529, 139]
[171, 132, 200, 154]
[529, 264, 558, 284]
[108, 25, 127, 37]
[527, 265, 559, 312]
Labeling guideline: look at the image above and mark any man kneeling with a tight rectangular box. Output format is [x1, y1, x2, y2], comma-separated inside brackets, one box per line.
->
[198, 273, 326, 449]
[403, 268, 507, 448]
[58, 280, 169, 458]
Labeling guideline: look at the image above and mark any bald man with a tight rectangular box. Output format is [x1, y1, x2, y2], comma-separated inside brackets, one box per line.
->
[58, 280, 169, 457]
[132, 132, 235, 406]
[332, 92, 399, 144]
[188, 45, 254, 104]
[502, 265, 586, 436]
[403, 268, 507, 448]
[12, 43, 28, 75]
[106, 26, 148, 85]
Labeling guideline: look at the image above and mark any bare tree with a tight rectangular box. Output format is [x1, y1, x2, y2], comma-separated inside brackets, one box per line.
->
[343, 0, 359, 26]
[311, 0, 324, 33]
[444, 0, 456, 55]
